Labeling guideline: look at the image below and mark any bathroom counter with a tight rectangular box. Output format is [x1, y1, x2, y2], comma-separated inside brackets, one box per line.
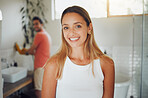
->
[3, 71, 33, 98]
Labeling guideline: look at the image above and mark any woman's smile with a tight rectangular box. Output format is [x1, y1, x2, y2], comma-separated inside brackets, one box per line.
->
[69, 37, 80, 41]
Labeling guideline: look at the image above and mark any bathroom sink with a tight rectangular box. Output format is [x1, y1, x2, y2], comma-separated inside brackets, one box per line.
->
[2, 67, 27, 83]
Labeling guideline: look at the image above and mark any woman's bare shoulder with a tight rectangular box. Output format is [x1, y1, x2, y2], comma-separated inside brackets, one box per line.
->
[44, 56, 58, 71]
[100, 55, 114, 72]
[100, 55, 114, 65]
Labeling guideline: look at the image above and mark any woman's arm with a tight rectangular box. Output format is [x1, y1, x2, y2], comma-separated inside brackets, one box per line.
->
[42, 57, 57, 98]
[100, 55, 115, 98]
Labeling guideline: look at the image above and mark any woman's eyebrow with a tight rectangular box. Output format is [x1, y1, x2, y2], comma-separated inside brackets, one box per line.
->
[62, 24, 68, 26]
[62, 22, 82, 26]
[74, 22, 82, 25]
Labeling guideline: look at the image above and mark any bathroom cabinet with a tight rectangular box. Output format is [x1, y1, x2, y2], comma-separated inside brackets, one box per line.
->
[3, 72, 33, 98]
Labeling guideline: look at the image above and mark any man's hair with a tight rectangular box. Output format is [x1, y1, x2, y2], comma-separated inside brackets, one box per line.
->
[32, 16, 43, 24]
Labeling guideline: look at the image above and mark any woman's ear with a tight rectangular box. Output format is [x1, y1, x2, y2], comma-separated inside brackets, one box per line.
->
[88, 23, 93, 34]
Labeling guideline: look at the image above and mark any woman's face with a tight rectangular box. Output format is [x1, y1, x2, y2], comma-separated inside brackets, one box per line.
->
[62, 12, 90, 48]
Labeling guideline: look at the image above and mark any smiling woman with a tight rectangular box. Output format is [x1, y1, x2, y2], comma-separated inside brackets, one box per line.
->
[42, 6, 115, 98]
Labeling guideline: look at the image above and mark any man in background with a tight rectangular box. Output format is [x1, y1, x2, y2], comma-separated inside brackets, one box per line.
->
[16, 16, 51, 98]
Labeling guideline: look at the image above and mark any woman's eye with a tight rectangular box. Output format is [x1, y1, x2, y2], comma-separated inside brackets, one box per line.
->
[76, 25, 81, 28]
[63, 27, 68, 30]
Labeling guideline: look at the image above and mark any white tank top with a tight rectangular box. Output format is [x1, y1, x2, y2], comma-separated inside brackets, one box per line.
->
[56, 56, 104, 98]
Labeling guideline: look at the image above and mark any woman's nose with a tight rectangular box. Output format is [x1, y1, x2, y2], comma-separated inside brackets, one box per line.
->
[69, 28, 76, 35]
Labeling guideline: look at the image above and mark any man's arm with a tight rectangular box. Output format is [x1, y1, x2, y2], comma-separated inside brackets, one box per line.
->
[15, 43, 37, 55]
[25, 44, 37, 55]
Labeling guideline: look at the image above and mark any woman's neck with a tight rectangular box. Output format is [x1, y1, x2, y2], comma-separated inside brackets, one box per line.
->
[69, 46, 90, 65]
[70, 46, 87, 60]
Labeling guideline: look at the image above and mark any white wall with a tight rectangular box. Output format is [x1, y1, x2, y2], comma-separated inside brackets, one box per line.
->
[0, 0, 25, 49]
[142, 15, 148, 98]
[0, 0, 34, 71]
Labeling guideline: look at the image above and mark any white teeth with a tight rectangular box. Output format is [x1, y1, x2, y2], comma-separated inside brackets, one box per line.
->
[70, 38, 79, 41]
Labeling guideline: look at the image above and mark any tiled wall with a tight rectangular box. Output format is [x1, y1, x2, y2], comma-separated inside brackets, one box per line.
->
[142, 15, 148, 98]
[0, 48, 34, 71]
[95, 45, 142, 98]
[112, 46, 142, 98]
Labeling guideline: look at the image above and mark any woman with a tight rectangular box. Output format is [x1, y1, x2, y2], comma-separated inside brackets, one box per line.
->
[42, 6, 115, 98]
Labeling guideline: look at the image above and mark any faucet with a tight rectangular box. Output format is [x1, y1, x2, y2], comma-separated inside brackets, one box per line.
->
[6, 62, 10, 68]
[1, 58, 10, 68]
[104, 50, 107, 54]
[103, 50, 112, 57]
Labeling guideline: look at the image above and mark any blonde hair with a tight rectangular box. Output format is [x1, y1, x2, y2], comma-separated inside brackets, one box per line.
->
[53, 6, 104, 79]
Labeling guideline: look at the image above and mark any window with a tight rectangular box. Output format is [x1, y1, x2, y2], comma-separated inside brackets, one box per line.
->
[109, 0, 143, 15]
[52, 0, 146, 20]
[52, 0, 107, 20]
[144, 0, 148, 14]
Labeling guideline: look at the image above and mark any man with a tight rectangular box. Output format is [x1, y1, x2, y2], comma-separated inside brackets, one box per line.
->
[15, 16, 51, 98]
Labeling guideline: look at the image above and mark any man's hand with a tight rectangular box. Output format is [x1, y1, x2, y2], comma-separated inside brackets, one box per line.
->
[15, 43, 21, 53]
[15, 43, 28, 55]
[20, 48, 28, 55]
